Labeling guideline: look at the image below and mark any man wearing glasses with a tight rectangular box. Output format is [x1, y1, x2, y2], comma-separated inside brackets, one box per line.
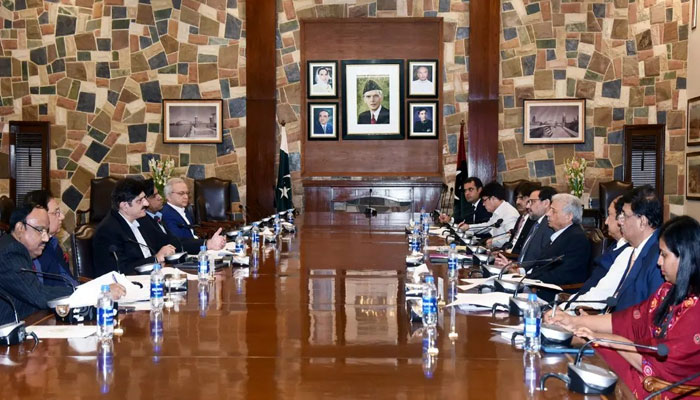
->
[161, 178, 198, 240]
[0, 203, 75, 324]
[93, 178, 177, 276]
[22, 190, 78, 287]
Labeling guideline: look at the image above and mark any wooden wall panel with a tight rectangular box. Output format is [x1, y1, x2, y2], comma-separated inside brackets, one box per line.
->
[301, 19, 443, 177]
[468, 0, 500, 183]
[246, 0, 277, 219]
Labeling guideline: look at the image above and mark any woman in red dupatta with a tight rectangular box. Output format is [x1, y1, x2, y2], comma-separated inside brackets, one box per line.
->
[547, 216, 700, 399]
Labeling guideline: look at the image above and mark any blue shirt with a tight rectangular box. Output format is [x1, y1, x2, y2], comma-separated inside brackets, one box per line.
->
[35, 236, 78, 287]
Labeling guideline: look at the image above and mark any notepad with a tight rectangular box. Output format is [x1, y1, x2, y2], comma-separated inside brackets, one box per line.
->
[27, 325, 97, 339]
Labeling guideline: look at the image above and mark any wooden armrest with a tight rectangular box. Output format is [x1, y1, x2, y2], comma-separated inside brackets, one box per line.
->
[75, 209, 89, 227]
[642, 376, 700, 396]
[0, 222, 9, 233]
[560, 282, 584, 291]
[78, 276, 92, 283]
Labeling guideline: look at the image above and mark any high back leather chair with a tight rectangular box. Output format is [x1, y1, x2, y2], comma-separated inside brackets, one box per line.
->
[194, 177, 232, 223]
[71, 225, 96, 279]
[0, 195, 15, 233]
[76, 177, 119, 227]
[584, 227, 606, 273]
[599, 180, 633, 220]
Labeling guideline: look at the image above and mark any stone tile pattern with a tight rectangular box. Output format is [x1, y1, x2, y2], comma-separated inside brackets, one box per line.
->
[276, 0, 470, 208]
[0, 0, 247, 232]
[499, 0, 688, 210]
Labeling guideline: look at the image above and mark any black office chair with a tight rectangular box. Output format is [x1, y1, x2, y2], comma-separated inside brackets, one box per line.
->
[599, 180, 633, 220]
[76, 177, 119, 228]
[71, 225, 96, 279]
[0, 195, 15, 233]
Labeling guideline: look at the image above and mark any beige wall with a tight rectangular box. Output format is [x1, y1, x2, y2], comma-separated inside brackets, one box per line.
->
[685, 13, 700, 218]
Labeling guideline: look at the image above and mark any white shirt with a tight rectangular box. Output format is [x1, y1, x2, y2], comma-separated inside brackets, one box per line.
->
[506, 213, 530, 254]
[411, 79, 434, 94]
[564, 238, 632, 310]
[468, 201, 519, 247]
[119, 212, 152, 258]
[169, 203, 198, 239]
[312, 82, 332, 94]
[550, 223, 572, 243]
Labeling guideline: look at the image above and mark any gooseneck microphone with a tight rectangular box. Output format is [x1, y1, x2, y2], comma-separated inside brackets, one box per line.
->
[125, 238, 156, 256]
[549, 296, 617, 318]
[643, 370, 700, 400]
[496, 255, 564, 280]
[108, 245, 121, 274]
[511, 255, 565, 296]
[0, 289, 32, 347]
[575, 338, 669, 366]
[473, 218, 503, 235]
[476, 229, 513, 246]
[20, 269, 77, 291]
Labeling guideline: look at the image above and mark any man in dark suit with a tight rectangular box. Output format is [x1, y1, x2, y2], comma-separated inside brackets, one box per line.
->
[0, 203, 73, 324]
[161, 177, 198, 240]
[23, 190, 77, 287]
[439, 177, 492, 225]
[502, 182, 537, 254]
[92, 178, 177, 276]
[495, 186, 556, 267]
[313, 110, 333, 134]
[139, 179, 226, 254]
[357, 80, 390, 124]
[529, 193, 591, 301]
[413, 108, 432, 133]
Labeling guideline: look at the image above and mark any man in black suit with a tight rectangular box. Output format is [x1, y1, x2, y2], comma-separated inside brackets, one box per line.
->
[495, 186, 557, 267]
[92, 178, 177, 276]
[139, 179, 226, 254]
[357, 80, 390, 124]
[529, 193, 591, 301]
[439, 177, 492, 225]
[0, 203, 124, 324]
[502, 182, 537, 254]
[313, 110, 333, 135]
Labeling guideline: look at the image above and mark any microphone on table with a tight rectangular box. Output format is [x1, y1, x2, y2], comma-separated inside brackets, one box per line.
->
[575, 338, 668, 366]
[473, 218, 503, 235]
[476, 229, 513, 246]
[548, 296, 617, 318]
[108, 245, 121, 274]
[496, 255, 563, 280]
[511, 255, 564, 296]
[20, 269, 77, 291]
[643, 370, 700, 400]
[125, 238, 156, 257]
[0, 289, 33, 347]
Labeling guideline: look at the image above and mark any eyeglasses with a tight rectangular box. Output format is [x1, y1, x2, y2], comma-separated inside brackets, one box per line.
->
[24, 222, 49, 237]
[617, 212, 638, 221]
[131, 195, 147, 205]
[48, 208, 63, 217]
[527, 198, 541, 205]
[174, 191, 190, 196]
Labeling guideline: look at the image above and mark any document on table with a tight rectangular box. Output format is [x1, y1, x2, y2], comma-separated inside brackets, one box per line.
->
[66, 272, 143, 307]
[499, 278, 563, 292]
[27, 325, 97, 339]
[446, 292, 514, 308]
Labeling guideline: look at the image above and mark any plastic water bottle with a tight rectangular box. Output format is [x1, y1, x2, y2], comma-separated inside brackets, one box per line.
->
[422, 213, 430, 235]
[447, 243, 458, 280]
[251, 223, 260, 250]
[523, 293, 542, 353]
[419, 205, 426, 225]
[287, 209, 295, 223]
[150, 308, 163, 362]
[197, 245, 209, 282]
[524, 351, 541, 398]
[150, 263, 164, 309]
[410, 227, 421, 254]
[422, 275, 438, 327]
[96, 339, 114, 394]
[96, 284, 114, 340]
[273, 214, 281, 235]
[235, 231, 246, 255]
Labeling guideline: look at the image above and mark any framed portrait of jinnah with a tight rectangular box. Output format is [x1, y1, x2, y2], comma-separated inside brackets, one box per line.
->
[342, 59, 404, 140]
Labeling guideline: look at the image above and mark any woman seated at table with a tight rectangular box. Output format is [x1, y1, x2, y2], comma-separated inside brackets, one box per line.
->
[546, 216, 700, 398]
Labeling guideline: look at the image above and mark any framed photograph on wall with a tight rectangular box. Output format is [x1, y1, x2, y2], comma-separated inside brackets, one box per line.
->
[308, 103, 338, 140]
[522, 99, 586, 144]
[163, 99, 223, 143]
[407, 101, 438, 139]
[693, 0, 698, 29]
[407, 60, 438, 97]
[687, 151, 700, 200]
[688, 96, 700, 145]
[307, 61, 338, 98]
[342, 59, 404, 140]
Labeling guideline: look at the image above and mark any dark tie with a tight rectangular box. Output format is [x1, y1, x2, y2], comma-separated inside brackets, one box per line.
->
[518, 221, 539, 263]
[371, 114, 376, 124]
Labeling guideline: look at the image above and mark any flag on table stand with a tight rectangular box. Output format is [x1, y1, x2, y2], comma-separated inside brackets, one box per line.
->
[275, 123, 294, 212]
[453, 121, 468, 221]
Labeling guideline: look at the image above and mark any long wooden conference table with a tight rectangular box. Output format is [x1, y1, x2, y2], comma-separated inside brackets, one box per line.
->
[1, 213, 633, 399]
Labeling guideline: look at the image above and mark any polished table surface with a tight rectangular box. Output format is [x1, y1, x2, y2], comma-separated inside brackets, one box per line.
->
[0, 213, 633, 399]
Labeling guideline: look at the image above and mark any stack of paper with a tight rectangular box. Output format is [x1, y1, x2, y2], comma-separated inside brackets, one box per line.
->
[446, 292, 514, 308]
[64, 272, 142, 307]
[27, 325, 97, 339]
[499, 277, 563, 291]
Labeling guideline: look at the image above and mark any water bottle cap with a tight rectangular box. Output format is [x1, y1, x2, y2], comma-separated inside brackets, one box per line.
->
[101, 284, 110, 292]
[450, 243, 456, 248]
[153, 263, 161, 270]
[528, 293, 538, 302]
[424, 275, 434, 283]
[200, 245, 207, 251]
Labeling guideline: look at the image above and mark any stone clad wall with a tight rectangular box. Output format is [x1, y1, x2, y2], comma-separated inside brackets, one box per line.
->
[275, 0, 470, 207]
[499, 0, 688, 212]
[0, 0, 246, 231]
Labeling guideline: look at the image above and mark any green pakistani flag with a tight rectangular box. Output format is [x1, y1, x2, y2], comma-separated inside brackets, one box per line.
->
[275, 124, 294, 212]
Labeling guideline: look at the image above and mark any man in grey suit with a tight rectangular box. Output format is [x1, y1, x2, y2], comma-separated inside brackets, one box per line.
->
[0, 203, 125, 324]
[494, 186, 557, 268]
